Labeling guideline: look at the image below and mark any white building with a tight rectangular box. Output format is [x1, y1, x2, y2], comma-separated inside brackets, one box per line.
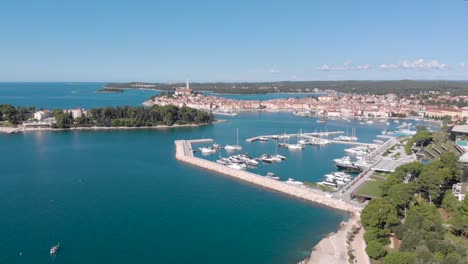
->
[64, 108, 85, 119]
[33, 110, 53, 121]
[452, 183, 468, 201]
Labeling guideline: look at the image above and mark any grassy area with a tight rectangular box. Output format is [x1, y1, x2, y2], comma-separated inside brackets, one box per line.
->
[304, 181, 335, 192]
[0, 121, 15, 127]
[355, 179, 384, 198]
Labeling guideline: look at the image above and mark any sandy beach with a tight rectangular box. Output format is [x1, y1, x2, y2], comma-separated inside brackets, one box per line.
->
[306, 214, 370, 264]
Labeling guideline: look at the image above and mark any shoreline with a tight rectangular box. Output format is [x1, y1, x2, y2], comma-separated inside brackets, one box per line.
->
[175, 139, 367, 263]
[304, 214, 370, 264]
[0, 121, 226, 134]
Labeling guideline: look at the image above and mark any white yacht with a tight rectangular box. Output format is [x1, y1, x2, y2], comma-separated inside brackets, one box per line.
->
[258, 136, 269, 142]
[200, 147, 216, 154]
[228, 163, 246, 170]
[265, 172, 280, 180]
[286, 178, 304, 185]
[288, 144, 304, 150]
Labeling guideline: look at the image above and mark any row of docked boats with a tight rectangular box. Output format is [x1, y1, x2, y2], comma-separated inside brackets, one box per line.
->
[216, 154, 259, 169]
[216, 153, 286, 170]
[264, 172, 303, 185]
[319, 171, 353, 190]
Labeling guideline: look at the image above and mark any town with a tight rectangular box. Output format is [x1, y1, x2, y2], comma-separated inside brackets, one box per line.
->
[145, 81, 468, 123]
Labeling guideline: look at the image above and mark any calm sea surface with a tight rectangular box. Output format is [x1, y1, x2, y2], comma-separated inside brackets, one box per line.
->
[0, 83, 437, 263]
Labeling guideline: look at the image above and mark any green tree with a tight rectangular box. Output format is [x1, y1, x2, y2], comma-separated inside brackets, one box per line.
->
[451, 198, 468, 238]
[443, 252, 463, 264]
[365, 240, 387, 259]
[386, 183, 417, 212]
[441, 191, 459, 213]
[361, 199, 399, 230]
[414, 245, 435, 264]
[383, 252, 414, 264]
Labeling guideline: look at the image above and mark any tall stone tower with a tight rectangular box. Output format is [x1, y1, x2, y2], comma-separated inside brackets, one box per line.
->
[186, 79, 190, 90]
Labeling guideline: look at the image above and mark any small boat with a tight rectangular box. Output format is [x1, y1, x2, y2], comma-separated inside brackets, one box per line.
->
[272, 154, 286, 160]
[287, 144, 303, 150]
[278, 134, 290, 140]
[50, 243, 60, 256]
[265, 172, 280, 180]
[259, 154, 274, 163]
[258, 137, 269, 142]
[228, 163, 246, 170]
[199, 147, 216, 154]
[286, 178, 303, 185]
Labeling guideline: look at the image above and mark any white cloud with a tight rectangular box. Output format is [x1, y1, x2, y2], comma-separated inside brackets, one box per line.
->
[317, 64, 331, 71]
[380, 59, 449, 70]
[316, 61, 371, 71]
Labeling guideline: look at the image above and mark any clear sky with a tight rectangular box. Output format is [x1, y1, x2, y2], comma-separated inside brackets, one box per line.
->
[1, 0, 467, 82]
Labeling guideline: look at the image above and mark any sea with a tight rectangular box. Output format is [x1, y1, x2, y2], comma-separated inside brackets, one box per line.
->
[0, 83, 438, 264]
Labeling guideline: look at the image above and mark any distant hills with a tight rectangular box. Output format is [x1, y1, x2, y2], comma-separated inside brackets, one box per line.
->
[105, 80, 468, 95]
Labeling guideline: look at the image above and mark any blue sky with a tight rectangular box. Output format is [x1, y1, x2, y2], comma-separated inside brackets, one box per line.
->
[1, 0, 467, 82]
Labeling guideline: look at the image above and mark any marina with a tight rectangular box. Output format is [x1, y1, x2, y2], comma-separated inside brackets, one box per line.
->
[176, 139, 363, 214]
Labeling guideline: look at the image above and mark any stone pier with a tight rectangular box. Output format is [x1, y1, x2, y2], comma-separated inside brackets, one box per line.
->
[175, 139, 362, 214]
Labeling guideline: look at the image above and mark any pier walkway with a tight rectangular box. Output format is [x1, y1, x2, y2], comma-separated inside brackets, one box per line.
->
[245, 131, 343, 142]
[333, 137, 401, 202]
[175, 139, 362, 214]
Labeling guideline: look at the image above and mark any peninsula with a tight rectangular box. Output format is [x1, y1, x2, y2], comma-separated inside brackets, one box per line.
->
[0, 104, 214, 133]
[105, 80, 468, 96]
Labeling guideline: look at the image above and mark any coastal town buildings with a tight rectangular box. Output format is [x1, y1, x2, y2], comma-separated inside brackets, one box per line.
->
[33, 110, 53, 121]
[452, 182, 468, 201]
[64, 108, 86, 119]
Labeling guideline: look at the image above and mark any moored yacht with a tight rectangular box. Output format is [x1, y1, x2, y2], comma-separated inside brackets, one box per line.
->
[286, 178, 304, 185]
[265, 172, 280, 180]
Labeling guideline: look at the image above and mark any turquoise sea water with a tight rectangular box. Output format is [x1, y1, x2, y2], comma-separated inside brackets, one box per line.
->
[0, 83, 437, 263]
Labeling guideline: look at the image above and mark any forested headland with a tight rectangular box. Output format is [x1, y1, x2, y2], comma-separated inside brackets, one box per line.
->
[0, 104, 214, 128]
[360, 151, 468, 263]
[105, 80, 468, 96]
[54, 105, 214, 128]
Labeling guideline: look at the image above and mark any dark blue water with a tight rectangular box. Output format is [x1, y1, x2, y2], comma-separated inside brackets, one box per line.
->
[0, 83, 436, 263]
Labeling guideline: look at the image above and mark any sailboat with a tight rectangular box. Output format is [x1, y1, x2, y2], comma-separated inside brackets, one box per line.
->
[225, 128, 242, 151]
[272, 141, 286, 161]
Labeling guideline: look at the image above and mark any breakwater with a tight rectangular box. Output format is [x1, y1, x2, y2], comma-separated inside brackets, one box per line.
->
[175, 139, 362, 214]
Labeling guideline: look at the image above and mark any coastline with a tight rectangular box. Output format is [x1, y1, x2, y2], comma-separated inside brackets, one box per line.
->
[0, 121, 225, 134]
[174, 139, 368, 263]
[304, 214, 370, 264]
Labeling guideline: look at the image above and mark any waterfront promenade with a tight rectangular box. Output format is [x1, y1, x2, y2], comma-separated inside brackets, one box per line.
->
[175, 139, 362, 214]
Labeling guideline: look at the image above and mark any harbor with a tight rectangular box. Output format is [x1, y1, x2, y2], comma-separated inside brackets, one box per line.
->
[176, 139, 363, 214]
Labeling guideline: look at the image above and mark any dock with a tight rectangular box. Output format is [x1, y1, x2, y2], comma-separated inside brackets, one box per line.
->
[333, 137, 403, 202]
[246, 131, 373, 146]
[175, 139, 362, 214]
[246, 131, 343, 142]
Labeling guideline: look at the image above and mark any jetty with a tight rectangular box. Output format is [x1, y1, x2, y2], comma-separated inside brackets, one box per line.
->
[246, 131, 343, 142]
[175, 139, 362, 214]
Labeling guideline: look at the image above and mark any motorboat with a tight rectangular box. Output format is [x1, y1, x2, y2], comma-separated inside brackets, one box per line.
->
[265, 172, 280, 180]
[50, 243, 60, 256]
[287, 144, 304, 150]
[228, 163, 246, 170]
[272, 154, 286, 160]
[199, 147, 216, 154]
[258, 136, 269, 142]
[286, 178, 304, 185]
